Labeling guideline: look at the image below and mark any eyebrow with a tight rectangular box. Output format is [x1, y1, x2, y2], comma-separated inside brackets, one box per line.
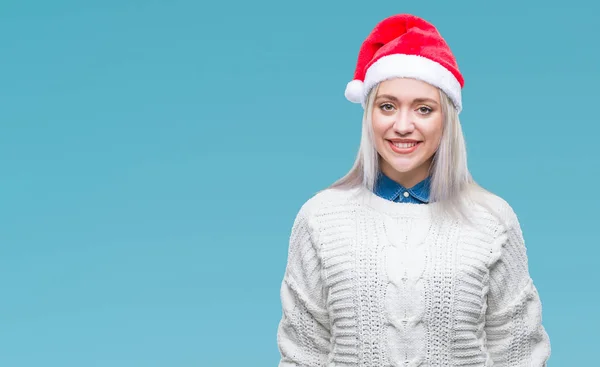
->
[375, 94, 439, 105]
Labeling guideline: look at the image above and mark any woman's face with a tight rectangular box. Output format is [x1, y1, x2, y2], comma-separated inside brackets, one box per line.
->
[371, 77, 444, 188]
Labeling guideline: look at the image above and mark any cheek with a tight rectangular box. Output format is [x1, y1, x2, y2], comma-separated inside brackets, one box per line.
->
[371, 111, 391, 136]
[423, 118, 443, 142]
[371, 115, 383, 137]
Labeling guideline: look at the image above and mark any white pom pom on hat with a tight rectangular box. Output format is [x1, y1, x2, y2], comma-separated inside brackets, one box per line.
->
[344, 14, 464, 113]
[344, 79, 364, 104]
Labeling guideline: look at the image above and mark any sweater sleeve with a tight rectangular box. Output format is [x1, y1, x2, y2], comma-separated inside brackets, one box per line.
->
[277, 204, 332, 367]
[483, 203, 551, 367]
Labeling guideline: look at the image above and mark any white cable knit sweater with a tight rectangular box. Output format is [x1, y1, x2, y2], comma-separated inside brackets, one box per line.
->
[276, 185, 551, 367]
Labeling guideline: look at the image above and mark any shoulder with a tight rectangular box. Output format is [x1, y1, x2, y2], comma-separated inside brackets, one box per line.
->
[464, 188, 529, 263]
[296, 186, 363, 218]
[287, 186, 361, 253]
[462, 186, 519, 230]
[290, 186, 363, 235]
[466, 185, 520, 233]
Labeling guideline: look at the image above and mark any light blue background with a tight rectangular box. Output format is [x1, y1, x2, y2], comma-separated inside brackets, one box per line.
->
[1, 0, 597, 365]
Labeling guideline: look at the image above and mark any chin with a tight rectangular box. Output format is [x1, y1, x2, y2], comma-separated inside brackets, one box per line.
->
[387, 157, 421, 171]
[389, 165, 416, 174]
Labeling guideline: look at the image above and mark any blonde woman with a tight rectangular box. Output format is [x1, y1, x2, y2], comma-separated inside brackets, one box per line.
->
[276, 14, 551, 367]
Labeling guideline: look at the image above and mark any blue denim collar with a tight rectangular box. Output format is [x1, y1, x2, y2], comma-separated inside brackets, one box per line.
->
[374, 171, 431, 203]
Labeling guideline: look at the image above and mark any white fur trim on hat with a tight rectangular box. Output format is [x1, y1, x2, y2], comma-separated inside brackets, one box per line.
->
[362, 54, 462, 112]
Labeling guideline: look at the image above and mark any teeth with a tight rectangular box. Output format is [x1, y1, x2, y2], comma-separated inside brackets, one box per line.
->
[392, 142, 418, 148]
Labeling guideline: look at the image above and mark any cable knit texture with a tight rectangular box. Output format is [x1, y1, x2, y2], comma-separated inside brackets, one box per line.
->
[277, 186, 551, 367]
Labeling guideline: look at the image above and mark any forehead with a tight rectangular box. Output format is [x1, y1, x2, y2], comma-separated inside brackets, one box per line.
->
[376, 78, 439, 99]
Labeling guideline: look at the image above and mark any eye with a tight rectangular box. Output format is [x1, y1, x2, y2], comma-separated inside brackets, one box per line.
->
[379, 103, 395, 112]
[417, 106, 433, 115]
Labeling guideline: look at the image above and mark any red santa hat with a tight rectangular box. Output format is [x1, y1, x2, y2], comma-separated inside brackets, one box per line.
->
[344, 14, 464, 113]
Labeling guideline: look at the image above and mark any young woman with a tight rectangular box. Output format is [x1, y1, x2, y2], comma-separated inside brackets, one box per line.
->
[277, 14, 551, 367]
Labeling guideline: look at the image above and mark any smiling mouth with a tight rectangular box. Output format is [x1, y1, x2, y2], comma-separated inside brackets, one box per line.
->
[387, 140, 421, 153]
[391, 141, 419, 148]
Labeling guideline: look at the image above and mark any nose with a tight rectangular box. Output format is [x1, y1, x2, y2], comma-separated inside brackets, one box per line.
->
[392, 110, 415, 134]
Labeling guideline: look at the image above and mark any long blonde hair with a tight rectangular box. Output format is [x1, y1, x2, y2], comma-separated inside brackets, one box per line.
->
[323, 81, 500, 227]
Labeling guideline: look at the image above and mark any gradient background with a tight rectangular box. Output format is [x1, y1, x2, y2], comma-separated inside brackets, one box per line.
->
[1, 0, 597, 366]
